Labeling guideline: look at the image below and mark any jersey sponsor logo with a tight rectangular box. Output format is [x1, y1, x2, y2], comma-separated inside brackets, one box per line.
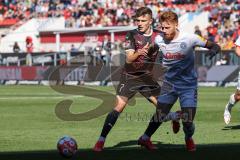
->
[163, 52, 185, 60]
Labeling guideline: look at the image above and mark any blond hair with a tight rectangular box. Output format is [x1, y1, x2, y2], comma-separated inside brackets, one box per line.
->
[160, 11, 178, 23]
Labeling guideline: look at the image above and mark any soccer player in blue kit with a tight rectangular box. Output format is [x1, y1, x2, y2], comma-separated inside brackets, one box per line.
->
[138, 11, 221, 151]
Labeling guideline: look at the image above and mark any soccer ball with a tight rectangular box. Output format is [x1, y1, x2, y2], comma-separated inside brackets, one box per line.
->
[57, 136, 78, 158]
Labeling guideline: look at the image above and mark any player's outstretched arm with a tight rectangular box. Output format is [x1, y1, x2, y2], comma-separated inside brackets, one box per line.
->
[204, 41, 221, 60]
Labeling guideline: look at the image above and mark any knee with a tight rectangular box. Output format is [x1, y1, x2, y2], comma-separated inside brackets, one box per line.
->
[147, 96, 157, 106]
[231, 93, 236, 102]
[115, 98, 127, 112]
[114, 104, 126, 113]
[234, 92, 240, 102]
[181, 107, 196, 122]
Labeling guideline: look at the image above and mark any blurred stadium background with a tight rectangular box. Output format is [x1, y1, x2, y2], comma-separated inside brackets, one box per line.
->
[0, 0, 240, 159]
[0, 0, 239, 85]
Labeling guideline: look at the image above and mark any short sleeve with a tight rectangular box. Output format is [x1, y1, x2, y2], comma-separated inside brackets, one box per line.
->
[191, 34, 207, 47]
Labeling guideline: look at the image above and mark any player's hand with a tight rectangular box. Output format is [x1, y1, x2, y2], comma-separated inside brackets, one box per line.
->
[137, 42, 150, 56]
[207, 50, 218, 60]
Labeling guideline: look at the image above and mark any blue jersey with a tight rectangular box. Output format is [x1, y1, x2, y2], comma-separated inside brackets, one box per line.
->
[155, 32, 207, 87]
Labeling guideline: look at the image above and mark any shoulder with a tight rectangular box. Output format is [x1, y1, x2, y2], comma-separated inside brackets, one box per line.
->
[181, 32, 206, 43]
[126, 29, 138, 39]
[187, 32, 204, 40]
[128, 29, 138, 35]
[179, 32, 195, 39]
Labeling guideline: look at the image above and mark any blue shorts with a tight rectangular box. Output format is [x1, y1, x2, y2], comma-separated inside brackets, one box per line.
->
[157, 81, 198, 108]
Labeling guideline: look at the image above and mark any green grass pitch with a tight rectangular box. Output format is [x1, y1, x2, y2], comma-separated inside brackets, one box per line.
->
[0, 85, 240, 160]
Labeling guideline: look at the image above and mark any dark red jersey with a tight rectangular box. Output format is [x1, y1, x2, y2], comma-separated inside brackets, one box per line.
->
[122, 29, 159, 75]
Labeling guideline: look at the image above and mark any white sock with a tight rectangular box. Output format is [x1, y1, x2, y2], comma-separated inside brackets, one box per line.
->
[98, 136, 105, 142]
[229, 94, 236, 105]
[225, 94, 236, 112]
[141, 134, 150, 140]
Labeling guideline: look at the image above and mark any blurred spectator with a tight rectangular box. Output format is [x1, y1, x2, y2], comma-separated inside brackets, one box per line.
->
[13, 42, 20, 53]
[102, 35, 111, 51]
[0, 0, 238, 52]
[206, 21, 218, 42]
[101, 35, 111, 65]
[26, 36, 33, 53]
[215, 54, 230, 66]
[59, 44, 67, 65]
[70, 44, 78, 52]
[94, 46, 102, 63]
[222, 35, 235, 50]
[0, 0, 207, 28]
[194, 25, 202, 36]
[26, 36, 33, 66]
[203, 0, 239, 50]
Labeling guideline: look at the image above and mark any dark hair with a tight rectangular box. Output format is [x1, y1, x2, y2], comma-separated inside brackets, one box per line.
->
[135, 7, 152, 18]
[160, 11, 178, 23]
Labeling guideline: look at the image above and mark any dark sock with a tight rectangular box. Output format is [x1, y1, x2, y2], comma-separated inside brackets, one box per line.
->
[100, 110, 120, 138]
[144, 114, 162, 137]
[181, 107, 196, 140]
[183, 122, 195, 140]
[144, 103, 173, 137]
